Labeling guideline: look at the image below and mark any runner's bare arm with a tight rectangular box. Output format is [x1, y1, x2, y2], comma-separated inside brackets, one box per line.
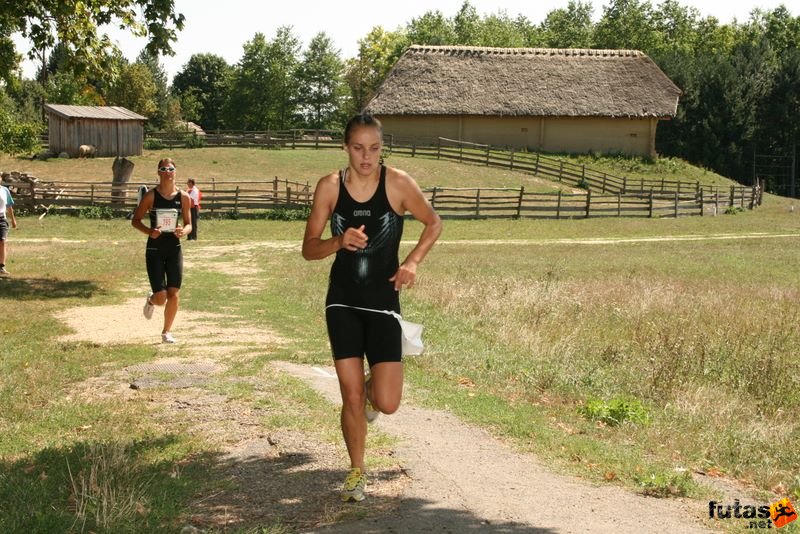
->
[132, 191, 157, 237]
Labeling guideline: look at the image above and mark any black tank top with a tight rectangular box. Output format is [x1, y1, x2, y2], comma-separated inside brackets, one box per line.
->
[329, 166, 403, 288]
[147, 188, 183, 250]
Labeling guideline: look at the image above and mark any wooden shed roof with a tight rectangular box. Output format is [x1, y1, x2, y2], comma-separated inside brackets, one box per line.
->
[366, 46, 682, 119]
[44, 104, 147, 121]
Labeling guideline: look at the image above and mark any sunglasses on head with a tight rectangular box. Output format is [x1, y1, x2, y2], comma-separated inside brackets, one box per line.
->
[158, 166, 176, 172]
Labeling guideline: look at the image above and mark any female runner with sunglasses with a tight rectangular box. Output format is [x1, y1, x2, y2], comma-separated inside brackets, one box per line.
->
[131, 158, 192, 343]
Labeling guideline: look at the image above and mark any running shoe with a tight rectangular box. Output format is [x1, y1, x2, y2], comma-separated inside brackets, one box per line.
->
[0, 266, 8, 275]
[364, 375, 379, 423]
[161, 332, 177, 344]
[143, 292, 154, 319]
[341, 467, 366, 502]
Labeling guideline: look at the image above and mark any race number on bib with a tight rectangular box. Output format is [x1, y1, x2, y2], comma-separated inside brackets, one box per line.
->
[155, 209, 179, 232]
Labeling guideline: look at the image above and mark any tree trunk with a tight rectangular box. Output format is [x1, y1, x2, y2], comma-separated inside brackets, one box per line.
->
[111, 157, 135, 205]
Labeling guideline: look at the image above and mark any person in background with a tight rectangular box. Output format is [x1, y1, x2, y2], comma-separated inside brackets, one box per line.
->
[131, 158, 192, 343]
[0, 183, 18, 275]
[302, 112, 442, 502]
[186, 178, 201, 241]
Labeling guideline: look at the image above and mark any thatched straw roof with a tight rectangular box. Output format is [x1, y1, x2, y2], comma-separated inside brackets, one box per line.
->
[366, 46, 681, 119]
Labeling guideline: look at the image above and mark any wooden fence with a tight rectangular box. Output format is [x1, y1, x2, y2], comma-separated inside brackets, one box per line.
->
[4, 178, 757, 220]
[426, 186, 757, 219]
[147, 129, 343, 150]
[5, 177, 312, 215]
[20, 133, 762, 219]
[387, 137, 764, 203]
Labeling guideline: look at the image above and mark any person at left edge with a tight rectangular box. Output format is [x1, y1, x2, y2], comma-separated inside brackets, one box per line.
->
[131, 158, 192, 344]
[0, 183, 17, 275]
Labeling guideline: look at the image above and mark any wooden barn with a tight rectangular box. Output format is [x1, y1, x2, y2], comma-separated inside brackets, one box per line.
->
[365, 46, 682, 158]
[44, 104, 147, 158]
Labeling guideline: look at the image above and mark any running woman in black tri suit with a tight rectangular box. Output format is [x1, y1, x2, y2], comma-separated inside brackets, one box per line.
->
[131, 158, 192, 344]
[302, 113, 442, 502]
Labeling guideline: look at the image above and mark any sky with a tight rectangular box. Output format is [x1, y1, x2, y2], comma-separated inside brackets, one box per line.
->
[12, 0, 796, 82]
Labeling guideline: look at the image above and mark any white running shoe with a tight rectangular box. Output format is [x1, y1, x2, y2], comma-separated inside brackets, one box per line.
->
[161, 332, 177, 344]
[143, 293, 154, 319]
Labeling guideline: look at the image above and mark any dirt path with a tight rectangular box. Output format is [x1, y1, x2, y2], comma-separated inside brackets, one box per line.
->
[277, 363, 711, 534]
[51, 240, 735, 533]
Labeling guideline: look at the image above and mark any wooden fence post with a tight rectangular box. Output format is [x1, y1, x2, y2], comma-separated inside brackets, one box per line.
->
[485, 145, 490, 166]
[430, 187, 437, 208]
[674, 191, 679, 218]
[273, 177, 278, 200]
[617, 193, 621, 217]
[234, 186, 240, 213]
[558, 160, 564, 182]
[622, 175, 627, 194]
[287, 186, 292, 204]
[475, 189, 481, 217]
[534, 153, 540, 175]
[437, 138, 441, 160]
[585, 189, 591, 218]
[509, 148, 515, 171]
[557, 190, 562, 219]
[602, 172, 607, 192]
[211, 177, 216, 214]
[648, 190, 654, 218]
[516, 186, 524, 219]
[730, 185, 735, 207]
[412, 143, 417, 158]
[699, 188, 704, 216]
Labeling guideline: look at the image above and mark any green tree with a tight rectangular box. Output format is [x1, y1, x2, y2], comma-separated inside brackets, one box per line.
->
[223, 33, 272, 129]
[453, 2, 481, 44]
[540, 1, 595, 48]
[406, 11, 456, 45]
[171, 53, 231, 130]
[344, 27, 407, 114]
[106, 61, 157, 119]
[593, 0, 659, 50]
[296, 33, 345, 129]
[267, 26, 301, 130]
[136, 48, 170, 130]
[0, 1, 184, 82]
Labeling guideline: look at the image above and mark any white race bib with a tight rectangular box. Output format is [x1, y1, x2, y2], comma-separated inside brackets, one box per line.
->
[155, 209, 179, 233]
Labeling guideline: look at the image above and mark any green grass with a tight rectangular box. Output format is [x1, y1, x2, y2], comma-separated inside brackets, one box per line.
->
[2, 148, 799, 531]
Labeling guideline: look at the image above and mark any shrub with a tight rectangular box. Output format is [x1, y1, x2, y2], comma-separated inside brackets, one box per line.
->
[77, 206, 116, 219]
[0, 110, 42, 156]
[144, 138, 165, 150]
[578, 396, 649, 426]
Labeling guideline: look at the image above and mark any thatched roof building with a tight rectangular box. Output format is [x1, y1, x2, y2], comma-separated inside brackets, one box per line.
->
[44, 104, 147, 158]
[366, 46, 682, 157]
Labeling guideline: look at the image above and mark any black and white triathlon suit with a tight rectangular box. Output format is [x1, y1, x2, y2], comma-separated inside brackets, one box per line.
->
[145, 188, 184, 293]
[325, 165, 404, 364]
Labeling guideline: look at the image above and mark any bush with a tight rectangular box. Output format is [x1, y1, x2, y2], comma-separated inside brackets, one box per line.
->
[144, 138, 165, 150]
[263, 207, 310, 221]
[77, 206, 116, 219]
[0, 110, 42, 156]
[578, 396, 649, 426]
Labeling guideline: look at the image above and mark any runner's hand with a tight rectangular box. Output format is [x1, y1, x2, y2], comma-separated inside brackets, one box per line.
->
[340, 225, 368, 251]
[390, 261, 417, 291]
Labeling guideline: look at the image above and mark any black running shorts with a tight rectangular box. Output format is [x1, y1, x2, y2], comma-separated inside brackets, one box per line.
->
[145, 246, 183, 292]
[325, 283, 402, 365]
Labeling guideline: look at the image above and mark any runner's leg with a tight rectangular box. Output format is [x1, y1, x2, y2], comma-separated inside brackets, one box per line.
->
[335, 357, 368, 470]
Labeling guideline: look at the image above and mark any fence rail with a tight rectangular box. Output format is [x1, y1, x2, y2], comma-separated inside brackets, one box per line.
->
[3, 178, 758, 220]
[4, 177, 312, 215]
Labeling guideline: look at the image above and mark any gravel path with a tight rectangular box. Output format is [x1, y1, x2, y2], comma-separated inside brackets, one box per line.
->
[275, 362, 713, 534]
